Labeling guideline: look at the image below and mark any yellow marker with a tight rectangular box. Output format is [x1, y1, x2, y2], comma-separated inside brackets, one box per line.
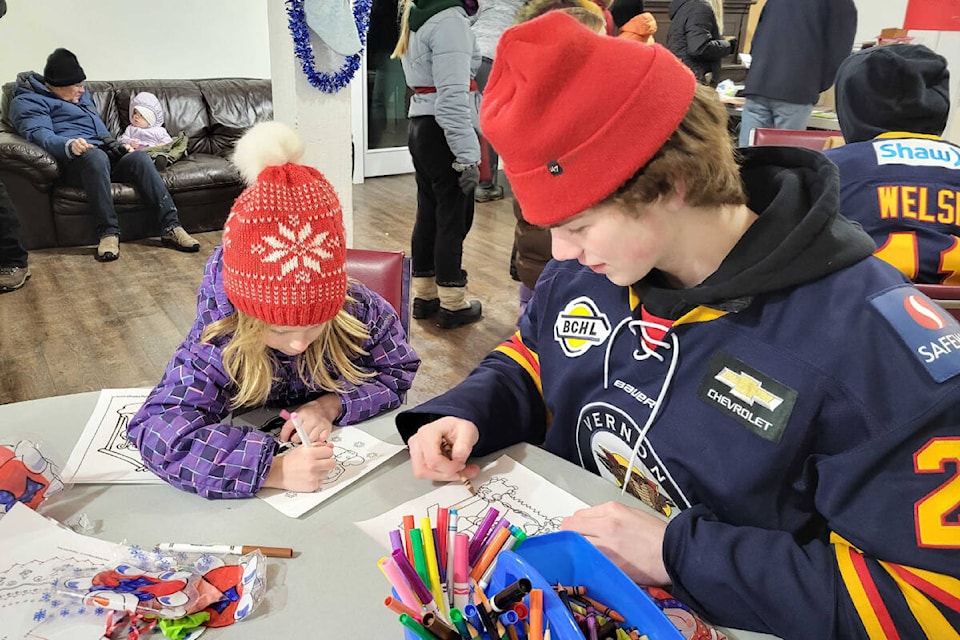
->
[420, 516, 448, 620]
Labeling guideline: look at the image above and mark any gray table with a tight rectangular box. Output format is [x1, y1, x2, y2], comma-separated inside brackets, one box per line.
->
[1, 392, 776, 640]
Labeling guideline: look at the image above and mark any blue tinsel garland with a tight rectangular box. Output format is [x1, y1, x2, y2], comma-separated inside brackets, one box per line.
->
[286, 0, 372, 94]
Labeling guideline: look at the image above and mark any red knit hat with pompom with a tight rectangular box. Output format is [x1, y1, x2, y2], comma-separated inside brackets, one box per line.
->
[222, 121, 347, 326]
[480, 11, 696, 226]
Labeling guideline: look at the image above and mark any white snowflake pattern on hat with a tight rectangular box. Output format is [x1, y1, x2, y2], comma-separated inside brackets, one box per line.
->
[259, 222, 333, 276]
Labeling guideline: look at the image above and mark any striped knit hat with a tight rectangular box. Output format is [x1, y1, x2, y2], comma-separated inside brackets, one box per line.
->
[222, 121, 346, 326]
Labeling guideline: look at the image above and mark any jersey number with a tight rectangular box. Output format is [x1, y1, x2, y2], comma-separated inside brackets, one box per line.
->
[914, 437, 960, 548]
[875, 231, 960, 284]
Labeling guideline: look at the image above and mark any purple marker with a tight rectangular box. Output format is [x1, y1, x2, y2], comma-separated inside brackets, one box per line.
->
[389, 528, 405, 555]
[392, 547, 441, 620]
[468, 507, 500, 565]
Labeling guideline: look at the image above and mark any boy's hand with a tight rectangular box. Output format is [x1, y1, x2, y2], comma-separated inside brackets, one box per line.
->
[407, 417, 481, 482]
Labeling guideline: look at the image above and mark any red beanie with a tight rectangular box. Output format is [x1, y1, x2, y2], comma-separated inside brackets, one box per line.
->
[480, 12, 696, 226]
[222, 121, 347, 327]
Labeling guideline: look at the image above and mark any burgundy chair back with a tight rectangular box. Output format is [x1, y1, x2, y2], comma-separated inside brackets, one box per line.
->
[345, 248, 411, 334]
[750, 127, 837, 151]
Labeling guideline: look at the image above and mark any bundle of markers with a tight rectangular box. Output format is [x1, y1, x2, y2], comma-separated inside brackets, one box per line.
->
[377, 505, 652, 640]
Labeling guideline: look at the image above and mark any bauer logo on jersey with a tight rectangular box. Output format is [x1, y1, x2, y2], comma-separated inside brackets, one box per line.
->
[870, 286, 960, 382]
[874, 138, 960, 170]
[697, 352, 797, 443]
[554, 296, 612, 357]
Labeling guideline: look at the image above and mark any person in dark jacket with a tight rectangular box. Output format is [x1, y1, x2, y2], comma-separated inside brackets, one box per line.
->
[8, 48, 199, 261]
[666, 0, 735, 84]
[738, 0, 856, 146]
[396, 12, 960, 639]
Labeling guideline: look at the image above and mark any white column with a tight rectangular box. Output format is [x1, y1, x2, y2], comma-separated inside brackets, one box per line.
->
[266, 1, 355, 245]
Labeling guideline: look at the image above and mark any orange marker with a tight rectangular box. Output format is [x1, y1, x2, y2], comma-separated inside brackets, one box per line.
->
[384, 595, 422, 620]
[529, 589, 544, 640]
[469, 525, 512, 583]
[403, 515, 416, 566]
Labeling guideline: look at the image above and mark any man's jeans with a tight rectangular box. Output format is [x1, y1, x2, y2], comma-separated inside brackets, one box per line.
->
[64, 148, 180, 239]
[738, 96, 815, 147]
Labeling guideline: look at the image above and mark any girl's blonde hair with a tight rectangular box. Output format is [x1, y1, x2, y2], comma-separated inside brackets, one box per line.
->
[392, 0, 415, 59]
[201, 299, 372, 410]
[516, 0, 604, 25]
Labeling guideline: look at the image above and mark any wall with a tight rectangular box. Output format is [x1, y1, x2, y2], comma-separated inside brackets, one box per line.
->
[0, 0, 270, 84]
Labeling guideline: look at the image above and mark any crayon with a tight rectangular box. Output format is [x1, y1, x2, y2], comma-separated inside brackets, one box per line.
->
[421, 516, 448, 619]
[403, 514, 416, 566]
[437, 507, 449, 582]
[424, 612, 462, 640]
[468, 507, 500, 565]
[378, 555, 421, 612]
[469, 525, 512, 584]
[450, 607, 471, 640]
[384, 595, 422, 621]
[553, 584, 586, 597]
[491, 578, 532, 613]
[528, 589, 544, 640]
[453, 533, 470, 612]
[440, 437, 477, 495]
[580, 595, 625, 623]
[400, 613, 435, 640]
[586, 605, 598, 640]
[446, 509, 459, 607]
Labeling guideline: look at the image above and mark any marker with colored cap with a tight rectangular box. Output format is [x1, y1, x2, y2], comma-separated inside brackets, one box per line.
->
[393, 547, 442, 621]
[279, 409, 311, 446]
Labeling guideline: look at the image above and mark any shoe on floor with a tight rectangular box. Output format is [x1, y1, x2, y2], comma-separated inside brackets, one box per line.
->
[474, 185, 504, 203]
[437, 300, 483, 329]
[161, 226, 200, 252]
[0, 265, 30, 292]
[96, 235, 120, 262]
[413, 297, 441, 319]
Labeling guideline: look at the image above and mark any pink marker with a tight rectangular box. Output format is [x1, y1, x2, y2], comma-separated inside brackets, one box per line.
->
[377, 555, 422, 613]
[453, 532, 470, 611]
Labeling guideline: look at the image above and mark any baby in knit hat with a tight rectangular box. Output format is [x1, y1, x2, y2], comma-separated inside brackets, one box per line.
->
[127, 121, 420, 499]
[119, 91, 173, 151]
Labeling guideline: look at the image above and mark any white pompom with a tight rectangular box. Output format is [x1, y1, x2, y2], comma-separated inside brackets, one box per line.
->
[232, 121, 306, 185]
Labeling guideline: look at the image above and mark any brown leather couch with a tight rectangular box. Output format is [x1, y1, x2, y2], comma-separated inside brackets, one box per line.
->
[0, 78, 272, 249]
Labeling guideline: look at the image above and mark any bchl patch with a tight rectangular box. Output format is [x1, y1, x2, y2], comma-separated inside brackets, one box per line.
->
[553, 296, 612, 357]
[870, 286, 960, 382]
[697, 352, 797, 443]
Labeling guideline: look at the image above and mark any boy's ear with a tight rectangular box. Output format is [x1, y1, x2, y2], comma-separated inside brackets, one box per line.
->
[664, 178, 688, 211]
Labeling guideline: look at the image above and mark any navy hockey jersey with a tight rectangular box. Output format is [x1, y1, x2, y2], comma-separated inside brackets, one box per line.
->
[827, 132, 960, 284]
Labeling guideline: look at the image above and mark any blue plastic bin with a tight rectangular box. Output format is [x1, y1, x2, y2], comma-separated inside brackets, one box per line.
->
[485, 531, 684, 640]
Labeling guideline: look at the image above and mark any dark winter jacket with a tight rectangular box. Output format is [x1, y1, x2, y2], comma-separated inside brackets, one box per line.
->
[666, 0, 731, 84]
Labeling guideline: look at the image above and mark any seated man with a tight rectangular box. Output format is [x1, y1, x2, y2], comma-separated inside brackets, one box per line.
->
[8, 48, 199, 261]
[827, 44, 959, 284]
[397, 13, 960, 639]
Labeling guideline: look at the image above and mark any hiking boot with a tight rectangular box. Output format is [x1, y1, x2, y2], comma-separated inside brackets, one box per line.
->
[413, 297, 441, 319]
[161, 226, 200, 252]
[96, 235, 120, 262]
[437, 300, 483, 329]
[474, 184, 504, 203]
[0, 265, 30, 292]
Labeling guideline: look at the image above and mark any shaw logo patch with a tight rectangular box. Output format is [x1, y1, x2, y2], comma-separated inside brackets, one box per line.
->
[874, 139, 960, 170]
[698, 352, 797, 443]
[554, 296, 612, 357]
[871, 286, 960, 382]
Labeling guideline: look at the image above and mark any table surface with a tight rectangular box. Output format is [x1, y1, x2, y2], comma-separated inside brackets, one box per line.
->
[2, 392, 777, 640]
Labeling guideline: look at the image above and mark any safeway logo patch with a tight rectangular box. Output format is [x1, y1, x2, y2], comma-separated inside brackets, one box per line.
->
[871, 286, 960, 382]
[553, 296, 612, 357]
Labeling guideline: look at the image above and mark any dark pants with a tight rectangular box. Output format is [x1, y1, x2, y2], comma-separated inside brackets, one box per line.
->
[0, 178, 27, 268]
[408, 116, 475, 287]
[475, 57, 499, 187]
[63, 148, 180, 239]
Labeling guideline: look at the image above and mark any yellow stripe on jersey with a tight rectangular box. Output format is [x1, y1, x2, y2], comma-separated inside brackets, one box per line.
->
[674, 305, 729, 326]
[494, 331, 543, 396]
[831, 533, 897, 640]
[880, 561, 960, 640]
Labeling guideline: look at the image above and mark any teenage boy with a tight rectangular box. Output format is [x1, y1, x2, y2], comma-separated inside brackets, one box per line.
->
[397, 13, 960, 640]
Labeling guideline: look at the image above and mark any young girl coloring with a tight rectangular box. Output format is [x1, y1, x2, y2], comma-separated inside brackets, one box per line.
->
[128, 121, 421, 499]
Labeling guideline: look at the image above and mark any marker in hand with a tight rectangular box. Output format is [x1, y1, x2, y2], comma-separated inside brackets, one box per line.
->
[279, 409, 312, 447]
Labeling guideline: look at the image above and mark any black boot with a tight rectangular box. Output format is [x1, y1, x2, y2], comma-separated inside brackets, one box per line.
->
[413, 297, 440, 319]
[437, 286, 482, 329]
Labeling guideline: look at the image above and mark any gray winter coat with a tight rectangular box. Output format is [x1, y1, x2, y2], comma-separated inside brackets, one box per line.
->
[401, 6, 481, 164]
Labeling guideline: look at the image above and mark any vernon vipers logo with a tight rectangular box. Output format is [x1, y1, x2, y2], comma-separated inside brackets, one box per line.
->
[554, 296, 612, 357]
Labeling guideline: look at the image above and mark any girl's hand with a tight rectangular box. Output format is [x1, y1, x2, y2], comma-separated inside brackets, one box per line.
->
[407, 417, 481, 482]
[560, 501, 671, 586]
[280, 395, 342, 444]
[261, 443, 336, 493]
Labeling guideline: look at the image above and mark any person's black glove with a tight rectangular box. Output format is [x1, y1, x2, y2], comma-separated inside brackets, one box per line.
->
[726, 37, 739, 56]
[456, 163, 480, 195]
[98, 136, 129, 162]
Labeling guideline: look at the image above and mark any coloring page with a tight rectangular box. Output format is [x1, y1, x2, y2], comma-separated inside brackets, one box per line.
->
[355, 455, 589, 546]
[0, 504, 123, 640]
[257, 426, 406, 518]
[61, 388, 161, 484]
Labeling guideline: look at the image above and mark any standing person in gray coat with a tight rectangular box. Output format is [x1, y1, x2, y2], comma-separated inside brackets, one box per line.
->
[393, 0, 483, 329]
[738, 0, 856, 147]
[471, 0, 524, 202]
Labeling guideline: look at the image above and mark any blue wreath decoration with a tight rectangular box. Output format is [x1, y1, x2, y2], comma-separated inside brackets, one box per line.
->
[286, 0, 372, 94]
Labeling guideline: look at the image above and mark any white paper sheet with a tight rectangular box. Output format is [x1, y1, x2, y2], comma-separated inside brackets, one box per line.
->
[0, 503, 124, 640]
[355, 455, 589, 546]
[61, 388, 161, 484]
[258, 425, 406, 518]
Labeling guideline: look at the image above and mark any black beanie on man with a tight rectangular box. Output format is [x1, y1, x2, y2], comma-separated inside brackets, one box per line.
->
[43, 48, 86, 87]
[835, 44, 949, 144]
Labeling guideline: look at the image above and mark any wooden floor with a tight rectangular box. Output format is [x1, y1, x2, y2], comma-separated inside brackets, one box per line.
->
[0, 174, 519, 408]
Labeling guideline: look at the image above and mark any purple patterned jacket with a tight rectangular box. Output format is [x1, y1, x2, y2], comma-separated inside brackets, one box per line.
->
[127, 247, 420, 499]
